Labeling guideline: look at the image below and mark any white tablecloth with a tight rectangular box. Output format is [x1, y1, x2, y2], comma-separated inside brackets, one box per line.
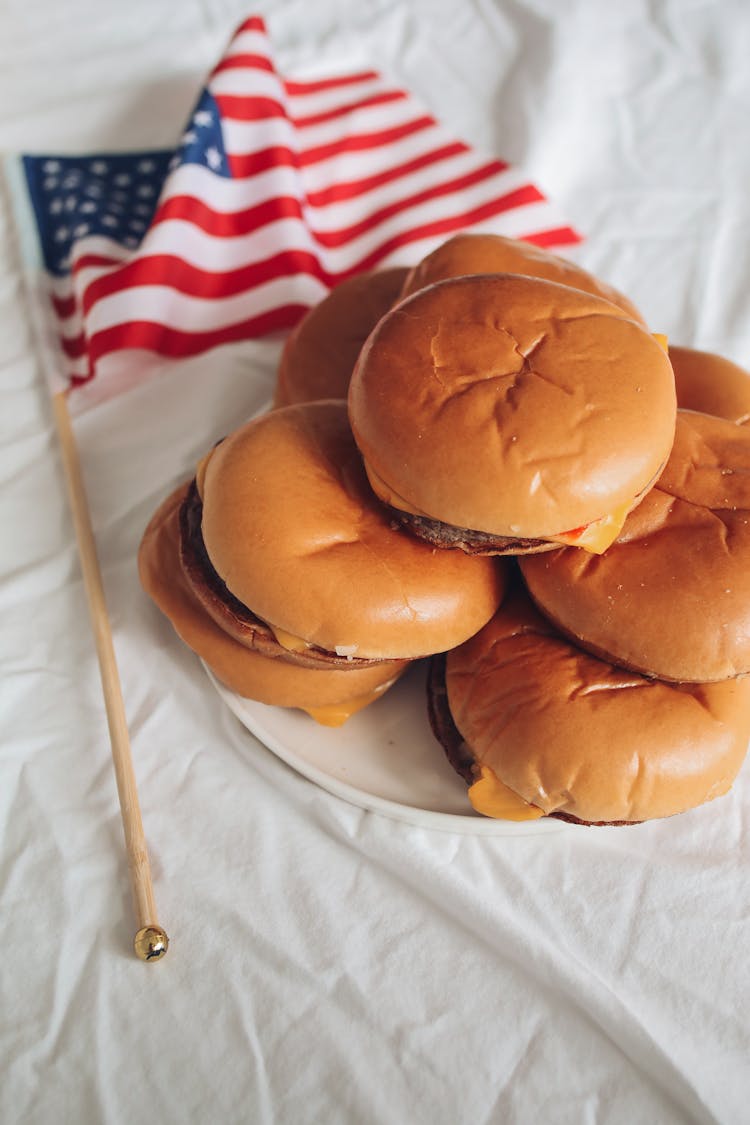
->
[2, 3, 750, 1122]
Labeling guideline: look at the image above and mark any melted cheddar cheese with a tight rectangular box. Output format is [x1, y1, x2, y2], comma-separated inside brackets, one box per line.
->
[304, 682, 395, 727]
[270, 624, 312, 654]
[547, 496, 633, 554]
[468, 765, 545, 821]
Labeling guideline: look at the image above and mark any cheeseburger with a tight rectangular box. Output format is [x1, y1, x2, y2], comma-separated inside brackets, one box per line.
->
[139, 401, 506, 725]
[273, 268, 408, 407]
[520, 411, 750, 683]
[348, 273, 677, 556]
[429, 583, 750, 824]
[400, 231, 647, 325]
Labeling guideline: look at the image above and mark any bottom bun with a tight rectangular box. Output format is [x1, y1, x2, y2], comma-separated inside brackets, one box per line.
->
[432, 585, 750, 824]
[138, 484, 407, 723]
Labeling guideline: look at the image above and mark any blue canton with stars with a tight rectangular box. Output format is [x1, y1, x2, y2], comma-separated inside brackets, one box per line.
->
[23, 90, 230, 278]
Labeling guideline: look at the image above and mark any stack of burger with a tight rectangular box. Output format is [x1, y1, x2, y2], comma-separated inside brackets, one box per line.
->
[140, 234, 750, 827]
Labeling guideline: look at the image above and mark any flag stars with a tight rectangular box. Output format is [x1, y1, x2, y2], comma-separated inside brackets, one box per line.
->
[43, 177, 59, 191]
[137, 158, 157, 173]
[206, 146, 222, 170]
[182, 130, 198, 146]
[136, 184, 155, 198]
[73, 223, 90, 237]
[193, 109, 213, 127]
[114, 174, 131, 187]
[101, 215, 119, 228]
[53, 226, 70, 242]
[49, 199, 64, 215]
[43, 159, 61, 174]
[90, 160, 109, 175]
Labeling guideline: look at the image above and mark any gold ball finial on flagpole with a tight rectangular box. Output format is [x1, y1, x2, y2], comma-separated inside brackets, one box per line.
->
[134, 926, 169, 962]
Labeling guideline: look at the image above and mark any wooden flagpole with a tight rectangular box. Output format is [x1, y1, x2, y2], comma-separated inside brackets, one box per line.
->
[53, 390, 169, 962]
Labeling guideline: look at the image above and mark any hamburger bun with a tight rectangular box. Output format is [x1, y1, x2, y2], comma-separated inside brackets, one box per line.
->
[348, 273, 676, 555]
[139, 484, 406, 722]
[273, 268, 408, 407]
[520, 411, 750, 682]
[192, 400, 506, 661]
[669, 345, 750, 424]
[429, 584, 750, 824]
[400, 232, 646, 324]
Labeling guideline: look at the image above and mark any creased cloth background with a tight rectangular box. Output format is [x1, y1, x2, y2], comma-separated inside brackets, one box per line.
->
[2, 2, 750, 1123]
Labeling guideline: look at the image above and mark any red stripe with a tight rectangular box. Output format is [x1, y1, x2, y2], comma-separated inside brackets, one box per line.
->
[71, 252, 124, 272]
[82, 303, 307, 371]
[284, 71, 379, 96]
[78, 249, 326, 312]
[227, 115, 435, 175]
[522, 225, 583, 248]
[52, 293, 76, 318]
[212, 53, 275, 76]
[61, 334, 87, 359]
[214, 94, 286, 121]
[318, 190, 555, 275]
[304, 142, 475, 206]
[293, 89, 407, 128]
[149, 192, 303, 237]
[309, 162, 521, 249]
[234, 15, 267, 35]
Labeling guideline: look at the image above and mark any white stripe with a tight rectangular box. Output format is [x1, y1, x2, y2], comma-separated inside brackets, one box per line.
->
[133, 215, 320, 270]
[287, 77, 400, 119]
[208, 65, 288, 102]
[299, 125, 469, 195]
[83, 272, 328, 337]
[220, 29, 275, 60]
[161, 127, 465, 211]
[69, 234, 130, 265]
[302, 157, 525, 233]
[162, 160, 307, 212]
[221, 96, 429, 157]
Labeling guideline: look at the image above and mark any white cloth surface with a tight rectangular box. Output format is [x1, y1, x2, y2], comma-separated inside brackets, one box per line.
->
[2, 2, 750, 1123]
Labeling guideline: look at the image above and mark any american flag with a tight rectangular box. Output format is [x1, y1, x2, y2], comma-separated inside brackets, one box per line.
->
[20, 13, 580, 409]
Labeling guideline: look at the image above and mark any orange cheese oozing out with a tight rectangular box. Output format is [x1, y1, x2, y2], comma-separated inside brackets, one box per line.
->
[269, 624, 312, 654]
[366, 460, 630, 555]
[548, 496, 633, 554]
[468, 765, 545, 821]
[304, 682, 396, 727]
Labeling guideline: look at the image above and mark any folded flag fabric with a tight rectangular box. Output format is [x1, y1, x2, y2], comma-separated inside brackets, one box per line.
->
[17, 13, 580, 410]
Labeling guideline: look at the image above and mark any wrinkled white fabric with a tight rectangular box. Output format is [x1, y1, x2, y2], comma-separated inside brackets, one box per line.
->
[2, 3, 750, 1124]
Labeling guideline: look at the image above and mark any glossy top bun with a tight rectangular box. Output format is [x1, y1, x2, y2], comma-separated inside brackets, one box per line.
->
[273, 268, 407, 407]
[520, 411, 750, 682]
[441, 586, 750, 824]
[138, 483, 406, 708]
[670, 345, 750, 424]
[349, 274, 676, 539]
[400, 232, 646, 324]
[199, 401, 506, 659]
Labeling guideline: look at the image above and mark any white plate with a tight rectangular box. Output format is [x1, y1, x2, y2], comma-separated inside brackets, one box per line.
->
[206, 661, 565, 835]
